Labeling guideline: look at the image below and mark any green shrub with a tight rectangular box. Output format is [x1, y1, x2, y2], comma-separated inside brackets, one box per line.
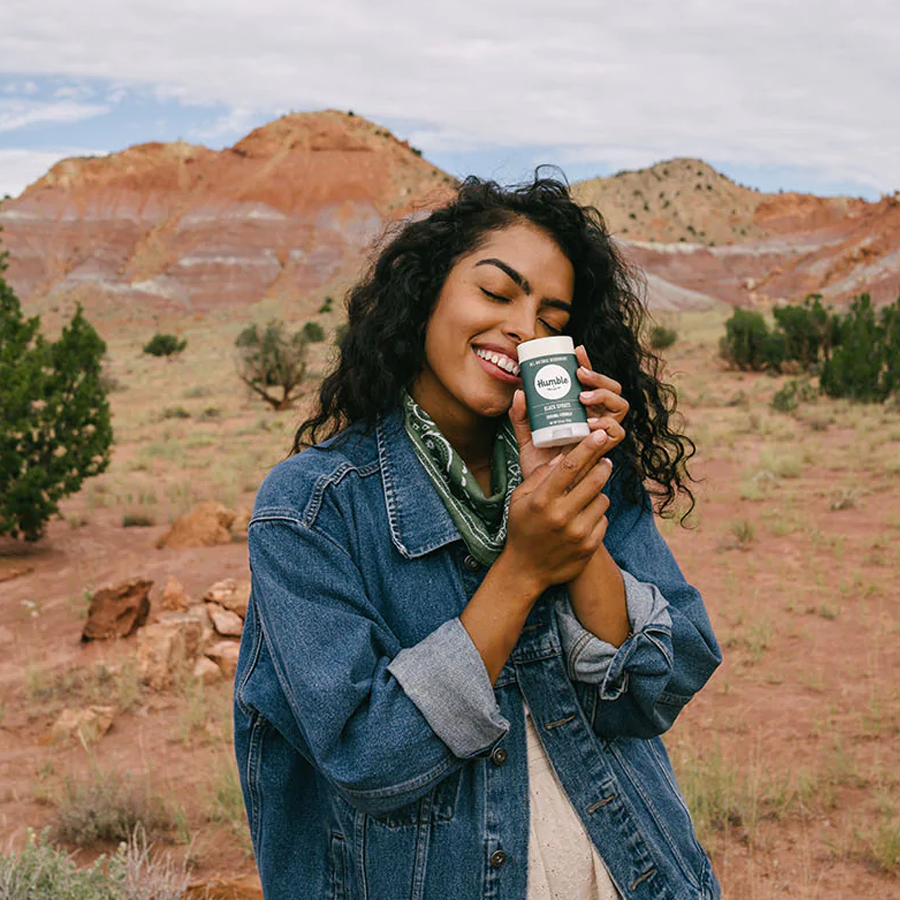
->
[0, 827, 188, 900]
[0, 829, 121, 900]
[772, 294, 836, 369]
[235, 320, 307, 410]
[649, 325, 678, 350]
[318, 296, 334, 314]
[719, 308, 783, 371]
[161, 406, 190, 420]
[821, 293, 900, 402]
[142, 333, 186, 359]
[302, 321, 326, 343]
[1, 253, 113, 541]
[771, 377, 818, 413]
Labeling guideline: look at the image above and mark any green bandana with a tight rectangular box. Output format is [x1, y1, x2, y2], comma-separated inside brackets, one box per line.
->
[401, 392, 522, 566]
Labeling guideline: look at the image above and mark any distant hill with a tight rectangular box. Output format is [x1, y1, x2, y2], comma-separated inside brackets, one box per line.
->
[573, 159, 900, 310]
[1, 119, 897, 321]
[0, 110, 454, 324]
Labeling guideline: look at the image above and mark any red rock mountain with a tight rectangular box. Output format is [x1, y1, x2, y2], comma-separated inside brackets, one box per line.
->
[1, 116, 898, 318]
[573, 159, 900, 311]
[0, 111, 454, 318]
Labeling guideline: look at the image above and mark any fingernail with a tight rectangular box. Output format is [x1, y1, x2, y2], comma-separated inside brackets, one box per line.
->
[592, 429, 607, 444]
[587, 417, 601, 426]
[549, 453, 565, 467]
[579, 391, 592, 401]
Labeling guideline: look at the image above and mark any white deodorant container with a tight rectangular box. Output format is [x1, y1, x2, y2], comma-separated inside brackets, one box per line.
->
[517, 336, 591, 448]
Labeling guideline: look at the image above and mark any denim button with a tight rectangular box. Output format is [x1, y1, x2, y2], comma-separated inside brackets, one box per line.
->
[491, 747, 508, 766]
[463, 555, 480, 571]
[490, 849, 507, 868]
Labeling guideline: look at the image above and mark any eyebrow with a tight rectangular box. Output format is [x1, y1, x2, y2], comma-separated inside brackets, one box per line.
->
[475, 258, 572, 313]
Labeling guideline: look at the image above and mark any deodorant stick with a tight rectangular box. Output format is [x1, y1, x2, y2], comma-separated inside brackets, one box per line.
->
[517, 336, 590, 448]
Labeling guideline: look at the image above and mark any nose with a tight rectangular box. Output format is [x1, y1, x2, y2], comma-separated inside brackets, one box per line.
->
[501, 304, 539, 345]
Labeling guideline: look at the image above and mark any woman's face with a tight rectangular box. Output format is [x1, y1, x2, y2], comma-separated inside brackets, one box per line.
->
[411, 221, 575, 436]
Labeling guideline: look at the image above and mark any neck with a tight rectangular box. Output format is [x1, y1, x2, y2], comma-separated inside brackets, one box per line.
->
[408, 394, 497, 473]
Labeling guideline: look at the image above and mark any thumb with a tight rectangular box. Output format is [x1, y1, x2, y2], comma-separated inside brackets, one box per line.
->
[508, 390, 532, 450]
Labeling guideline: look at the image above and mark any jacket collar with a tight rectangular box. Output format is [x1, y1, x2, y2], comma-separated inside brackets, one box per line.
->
[376, 408, 462, 559]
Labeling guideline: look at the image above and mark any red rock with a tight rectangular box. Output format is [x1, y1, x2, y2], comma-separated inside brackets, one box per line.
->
[156, 503, 236, 550]
[0, 111, 454, 320]
[81, 578, 152, 641]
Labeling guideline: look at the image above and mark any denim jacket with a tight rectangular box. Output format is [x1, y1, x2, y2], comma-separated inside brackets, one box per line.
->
[234, 408, 722, 900]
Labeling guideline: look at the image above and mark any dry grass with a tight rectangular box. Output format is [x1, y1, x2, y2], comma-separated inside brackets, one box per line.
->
[5, 303, 897, 896]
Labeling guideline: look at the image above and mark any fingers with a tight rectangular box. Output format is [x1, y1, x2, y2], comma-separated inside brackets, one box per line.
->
[577, 368, 623, 395]
[574, 344, 593, 372]
[586, 415, 625, 448]
[507, 389, 532, 450]
[574, 344, 629, 423]
[536, 429, 608, 498]
[561, 458, 613, 515]
[580, 388, 629, 421]
[544, 483, 611, 558]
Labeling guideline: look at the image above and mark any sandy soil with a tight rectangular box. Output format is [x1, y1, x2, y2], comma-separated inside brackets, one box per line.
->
[1, 309, 898, 898]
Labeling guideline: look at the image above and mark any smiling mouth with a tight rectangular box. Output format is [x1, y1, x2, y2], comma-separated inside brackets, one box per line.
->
[473, 347, 521, 376]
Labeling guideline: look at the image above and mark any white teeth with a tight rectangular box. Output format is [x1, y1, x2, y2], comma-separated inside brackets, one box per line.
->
[475, 348, 520, 375]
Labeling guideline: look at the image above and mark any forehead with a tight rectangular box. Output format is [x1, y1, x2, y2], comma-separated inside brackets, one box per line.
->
[461, 223, 574, 293]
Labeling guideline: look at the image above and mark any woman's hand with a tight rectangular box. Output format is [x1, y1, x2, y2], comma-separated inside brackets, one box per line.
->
[509, 344, 629, 480]
[501, 430, 616, 594]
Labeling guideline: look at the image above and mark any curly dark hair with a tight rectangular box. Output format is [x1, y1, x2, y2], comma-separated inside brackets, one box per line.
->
[293, 173, 696, 519]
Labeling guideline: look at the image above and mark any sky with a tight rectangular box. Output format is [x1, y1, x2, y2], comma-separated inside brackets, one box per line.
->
[1, 0, 898, 201]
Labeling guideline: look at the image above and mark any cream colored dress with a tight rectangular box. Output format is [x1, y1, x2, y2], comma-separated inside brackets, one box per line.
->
[525, 711, 622, 900]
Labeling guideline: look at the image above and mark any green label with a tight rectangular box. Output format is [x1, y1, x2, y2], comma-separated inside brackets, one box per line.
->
[520, 353, 587, 432]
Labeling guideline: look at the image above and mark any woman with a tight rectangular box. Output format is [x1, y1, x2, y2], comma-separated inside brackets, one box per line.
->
[234, 175, 722, 900]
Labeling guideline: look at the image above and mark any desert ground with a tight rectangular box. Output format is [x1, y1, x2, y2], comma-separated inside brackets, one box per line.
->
[1, 303, 898, 899]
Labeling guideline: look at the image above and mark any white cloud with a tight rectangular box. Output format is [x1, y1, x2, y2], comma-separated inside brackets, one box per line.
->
[0, 148, 108, 199]
[0, 99, 109, 133]
[52, 83, 96, 101]
[189, 107, 258, 140]
[0, 0, 897, 189]
[1, 80, 39, 95]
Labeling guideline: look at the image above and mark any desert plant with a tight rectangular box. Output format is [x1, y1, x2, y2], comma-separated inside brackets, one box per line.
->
[142, 333, 186, 359]
[649, 324, 678, 350]
[318, 296, 334, 314]
[820, 293, 899, 402]
[302, 321, 326, 343]
[771, 377, 818, 413]
[55, 769, 175, 846]
[719, 308, 784, 371]
[235, 320, 307, 410]
[0, 826, 189, 900]
[772, 294, 836, 369]
[122, 514, 155, 528]
[0, 252, 113, 541]
[0, 828, 121, 900]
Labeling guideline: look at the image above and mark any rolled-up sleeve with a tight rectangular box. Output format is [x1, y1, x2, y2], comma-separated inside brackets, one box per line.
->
[556, 470, 721, 739]
[556, 570, 673, 696]
[388, 618, 509, 757]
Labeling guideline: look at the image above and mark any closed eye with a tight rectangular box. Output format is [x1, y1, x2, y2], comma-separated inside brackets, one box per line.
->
[480, 287, 510, 302]
[540, 319, 564, 335]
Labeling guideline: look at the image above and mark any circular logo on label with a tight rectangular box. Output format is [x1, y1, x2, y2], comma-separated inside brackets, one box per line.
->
[533, 364, 571, 400]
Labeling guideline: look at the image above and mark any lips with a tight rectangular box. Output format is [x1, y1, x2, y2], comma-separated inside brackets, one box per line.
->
[472, 346, 522, 385]
[473, 346, 520, 376]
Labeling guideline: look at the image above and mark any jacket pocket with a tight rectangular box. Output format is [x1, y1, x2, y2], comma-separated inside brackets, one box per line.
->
[366, 766, 462, 830]
[330, 832, 348, 900]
